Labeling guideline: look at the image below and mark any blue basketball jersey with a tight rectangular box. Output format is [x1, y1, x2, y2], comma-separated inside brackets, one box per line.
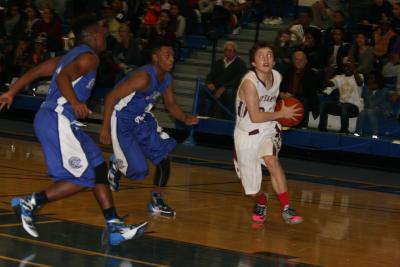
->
[110, 64, 175, 179]
[46, 44, 97, 119]
[114, 64, 172, 117]
[35, 44, 103, 187]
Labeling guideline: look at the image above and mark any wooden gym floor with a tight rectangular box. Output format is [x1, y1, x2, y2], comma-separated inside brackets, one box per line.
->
[0, 136, 399, 267]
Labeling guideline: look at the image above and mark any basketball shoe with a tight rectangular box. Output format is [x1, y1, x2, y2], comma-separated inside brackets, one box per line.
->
[11, 194, 39, 238]
[108, 155, 122, 191]
[282, 206, 303, 224]
[106, 218, 148, 246]
[252, 193, 268, 222]
[252, 203, 267, 222]
[148, 192, 176, 217]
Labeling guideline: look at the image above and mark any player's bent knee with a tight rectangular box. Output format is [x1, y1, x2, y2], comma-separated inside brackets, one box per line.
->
[263, 156, 279, 170]
[94, 162, 109, 185]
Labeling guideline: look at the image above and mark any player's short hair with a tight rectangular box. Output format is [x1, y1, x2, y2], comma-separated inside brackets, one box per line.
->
[249, 41, 274, 63]
[71, 13, 99, 41]
[151, 40, 174, 54]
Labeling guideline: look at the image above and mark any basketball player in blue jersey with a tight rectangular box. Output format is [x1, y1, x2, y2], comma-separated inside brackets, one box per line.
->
[99, 42, 198, 217]
[0, 15, 147, 245]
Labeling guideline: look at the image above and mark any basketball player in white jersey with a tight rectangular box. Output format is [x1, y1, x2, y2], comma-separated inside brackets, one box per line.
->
[234, 42, 303, 224]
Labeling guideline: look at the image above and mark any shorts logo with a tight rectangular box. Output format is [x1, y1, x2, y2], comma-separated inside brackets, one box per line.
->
[68, 157, 83, 169]
[115, 158, 124, 170]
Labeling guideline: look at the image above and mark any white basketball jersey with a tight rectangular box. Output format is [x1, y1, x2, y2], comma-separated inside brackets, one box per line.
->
[235, 69, 281, 134]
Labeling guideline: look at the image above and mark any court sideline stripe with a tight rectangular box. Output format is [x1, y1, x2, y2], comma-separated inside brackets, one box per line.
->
[0, 233, 169, 267]
[0, 220, 62, 228]
[0, 255, 52, 267]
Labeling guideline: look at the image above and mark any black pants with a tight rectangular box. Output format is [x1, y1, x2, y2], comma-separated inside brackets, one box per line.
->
[318, 101, 359, 132]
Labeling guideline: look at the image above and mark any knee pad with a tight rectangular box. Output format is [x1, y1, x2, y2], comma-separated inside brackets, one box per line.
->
[95, 162, 109, 185]
[153, 157, 171, 187]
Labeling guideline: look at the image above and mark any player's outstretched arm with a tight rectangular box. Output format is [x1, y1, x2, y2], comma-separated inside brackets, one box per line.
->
[162, 85, 198, 126]
[99, 71, 150, 144]
[241, 79, 300, 123]
[56, 53, 98, 119]
[0, 57, 61, 111]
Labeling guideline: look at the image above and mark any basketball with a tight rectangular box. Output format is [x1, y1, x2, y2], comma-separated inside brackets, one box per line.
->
[274, 97, 304, 127]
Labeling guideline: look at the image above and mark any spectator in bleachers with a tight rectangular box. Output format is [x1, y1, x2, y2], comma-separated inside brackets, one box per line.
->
[348, 31, 375, 79]
[201, 41, 247, 119]
[318, 58, 364, 133]
[3, 4, 22, 38]
[198, 0, 216, 32]
[363, 0, 392, 26]
[161, 0, 171, 10]
[299, 27, 325, 71]
[110, 0, 128, 15]
[280, 50, 321, 128]
[324, 0, 347, 15]
[289, 10, 318, 45]
[143, 0, 161, 26]
[347, 0, 371, 26]
[148, 10, 175, 44]
[354, 72, 393, 139]
[3, 37, 30, 83]
[382, 51, 400, 91]
[112, 22, 143, 78]
[372, 19, 397, 63]
[100, 5, 121, 43]
[324, 10, 353, 45]
[169, 2, 186, 44]
[33, 7, 63, 52]
[181, 0, 202, 35]
[35, 0, 67, 20]
[310, 0, 333, 30]
[382, 51, 400, 120]
[391, 2, 400, 34]
[273, 28, 296, 77]
[324, 27, 351, 80]
[20, 5, 40, 40]
[208, 0, 234, 36]
[263, 0, 290, 25]
[28, 34, 50, 67]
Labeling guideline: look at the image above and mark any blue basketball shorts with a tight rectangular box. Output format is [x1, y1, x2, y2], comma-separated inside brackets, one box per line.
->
[34, 108, 104, 187]
[111, 112, 176, 180]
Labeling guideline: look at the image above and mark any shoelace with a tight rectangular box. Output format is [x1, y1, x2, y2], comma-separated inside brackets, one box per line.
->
[254, 204, 265, 216]
[155, 197, 171, 210]
[283, 207, 297, 216]
[21, 198, 36, 216]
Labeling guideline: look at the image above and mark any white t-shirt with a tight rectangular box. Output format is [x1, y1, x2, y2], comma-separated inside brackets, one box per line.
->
[326, 74, 364, 111]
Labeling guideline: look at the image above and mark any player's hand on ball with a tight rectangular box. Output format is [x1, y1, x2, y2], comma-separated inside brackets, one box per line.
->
[281, 100, 302, 119]
[184, 115, 199, 126]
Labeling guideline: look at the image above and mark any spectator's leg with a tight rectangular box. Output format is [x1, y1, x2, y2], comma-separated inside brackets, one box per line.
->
[355, 110, 368, 135]
[340, 103, 359, 133]
[369, 108, 381, 136]
[318, 101, 340, 131]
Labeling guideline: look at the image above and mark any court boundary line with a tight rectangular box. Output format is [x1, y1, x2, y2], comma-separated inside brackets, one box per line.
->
[0, 233, 169, 267]
[0, 255, 52, 267]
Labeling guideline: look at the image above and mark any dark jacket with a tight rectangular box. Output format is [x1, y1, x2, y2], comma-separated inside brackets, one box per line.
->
[280, 65, 321, 118]
[205, 57, 247, 91]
